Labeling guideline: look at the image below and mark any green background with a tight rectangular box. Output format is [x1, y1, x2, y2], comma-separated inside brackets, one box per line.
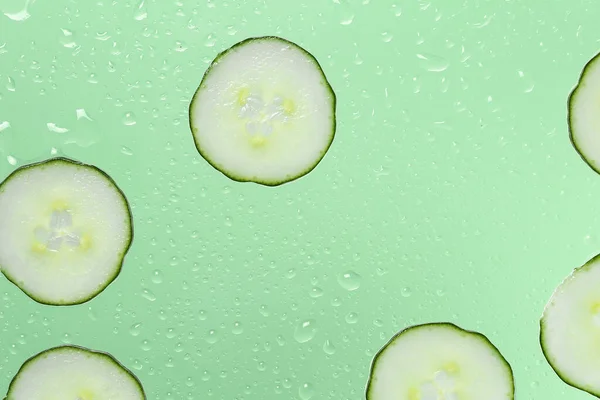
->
[0, 0, 599, 398]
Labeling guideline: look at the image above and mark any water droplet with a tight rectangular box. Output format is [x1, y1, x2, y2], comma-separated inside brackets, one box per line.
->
[323, 339, 336, 355]
[204, 33, 217, 47]
[141, 288, 156, 301]
[337, 271, 361, 291]
[345, 312, 359, 324]
[0, 121, 10, 132]
[134, 0, 148, 20]
[6, 76, 16, 92]
[340, 12, 354, 25]
[416, 53, 449, 72]
[309, 287, 324, 298]
[7, 155, 17, 165]
[123, 112, 137, 126]
[205, 329, 220, 344]
[151, 270, 163, 284]
[141, 339, 152, 351]
[4, 1, 31, 22]
[259, 304, 270, 317]
[401, 287, 412, 297]
[46, 122, 69, 133]
[294, 319, 317, 343]
[232, 321, 243, 335]
[121, 146, 134, 156]
[60, 28, 77, 49]
[129, 323, 142, 336]
[75, 108, 93, 121]
[298, 382, 315, 400]
[175, 41, 188, 52]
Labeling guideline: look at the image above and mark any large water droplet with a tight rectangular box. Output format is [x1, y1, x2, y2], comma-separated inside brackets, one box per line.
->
[151, 269, 163, 284]
[345, 312, 359, 324]
[298, 382, 315, 400]
[0, 121, 10, 132]
[294, 319, 317, 343]
[337, 271, 361, 291]
[232, 321, 243, 335]
[205, 329, 220, 344]
[6, 76, 16, 92]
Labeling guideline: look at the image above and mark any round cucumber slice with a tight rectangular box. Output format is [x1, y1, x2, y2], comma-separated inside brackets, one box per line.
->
[540, 253, 600, 397]
[189, 36, 336, 186]
[4, 345, 145, 400]
[0, 157, 133, 306]
[366, 323, 514, 400]
[569, 50, 600, 173]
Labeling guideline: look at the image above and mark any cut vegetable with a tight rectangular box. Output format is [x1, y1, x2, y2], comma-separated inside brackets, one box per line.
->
[540, 253, 600, 397]
[189, 36, 336, 186]
[0, 157, 133, 305]
[4, 345, 145, 400]
[569, 50, 600, 173]
[366, 322, 514, 400]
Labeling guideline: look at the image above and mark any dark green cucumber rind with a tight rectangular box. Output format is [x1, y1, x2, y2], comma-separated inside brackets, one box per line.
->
[568, 50, 600, 174]
[188, 36, 337, 187]
[365, 322, 515, 400]
[0, 157, 134, 306]
[539, 253, 600, 398]
[4, 345, 146, 400]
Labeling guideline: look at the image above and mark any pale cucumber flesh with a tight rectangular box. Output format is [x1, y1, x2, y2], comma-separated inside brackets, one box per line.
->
[5, 345, 145, 400]
[366, 323, 514, 400]
[189, 36, 336, 186]
[541, 253, 600, 397]
[0, 157, 133, 305]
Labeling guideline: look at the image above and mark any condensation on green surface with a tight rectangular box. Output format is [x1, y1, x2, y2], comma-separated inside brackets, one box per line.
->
[0, 0, 599, 399]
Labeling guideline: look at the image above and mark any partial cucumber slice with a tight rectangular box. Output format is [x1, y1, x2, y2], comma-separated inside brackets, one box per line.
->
[189, 36, 336, 186]
[4, 345, 145, 400]
[569, 50, 600, 172]
[540, 253, 600, 397]
[0, 157, 133, 305]
[366, 323, 514, 400]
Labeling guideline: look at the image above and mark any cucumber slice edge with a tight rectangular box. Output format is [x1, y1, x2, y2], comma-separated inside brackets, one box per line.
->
[188, 35, 337, 187]
[5, 345, 146, 400]
[0, 157, 134, 306]
[539, 252, 600, 397]
[365, 322, 515, 400]
[568, 50, 600, 174]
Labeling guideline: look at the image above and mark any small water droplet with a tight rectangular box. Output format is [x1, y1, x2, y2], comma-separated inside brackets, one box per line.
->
[141, 339, 151, 351]
[204, 33, 217, 47]
[345, 312, 359, 324]
[141, 288, 156, 301]
[298, 382, 315, 400]
[337, 271, 361, 291]
[309, 287, 324, 298]
[75, 108, 93, 121]
[60, 28, 77, 48]
[416, 53, 449, 72]
[401, 287, 412, 297]
[129, 323, 142, 336]
[151, 270, 163, 284]
[294, 319, 317, 343]
[340, 13, 354, 25]
[205, 329, 220, 344]
[323, 339, 336, 355]
[0, 121, 10, 132]
[123, 112, 137, 126]
[121, 146, 134, 156]
[175, 41, 188, 52]
[7, 155, 17, 165]
[6, 76, 16, 91]
[134, 0, 148, 20]
[47, 122, 69, 133]
[232, 321, 243, 335]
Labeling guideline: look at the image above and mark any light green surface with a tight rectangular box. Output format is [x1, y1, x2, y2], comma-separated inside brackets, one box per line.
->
[0, 0, 598, 399]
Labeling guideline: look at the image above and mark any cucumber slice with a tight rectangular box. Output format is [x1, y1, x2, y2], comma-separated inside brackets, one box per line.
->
[189, 36, 336, 186]
[540, 253, 600, 396]
[4, 345, 145, 400]
[569, 50, 600, 173]
[0, 157, 133, 306]
[366, 323, 514, 400]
